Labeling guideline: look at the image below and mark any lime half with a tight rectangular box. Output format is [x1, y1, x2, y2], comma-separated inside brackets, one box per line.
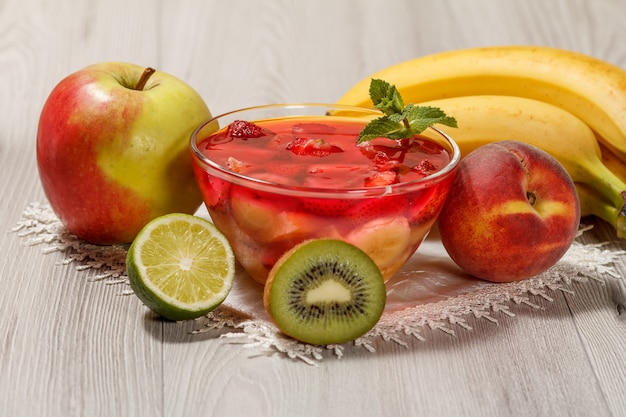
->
[126, 213, 235, 321]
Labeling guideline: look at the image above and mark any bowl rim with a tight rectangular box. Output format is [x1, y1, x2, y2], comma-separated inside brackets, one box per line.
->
[190, 103, 460, 198]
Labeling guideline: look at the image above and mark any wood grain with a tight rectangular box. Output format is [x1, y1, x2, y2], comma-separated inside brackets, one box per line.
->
[1, 0, 626, 416]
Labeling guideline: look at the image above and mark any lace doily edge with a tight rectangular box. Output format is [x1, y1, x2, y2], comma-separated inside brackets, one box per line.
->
[11, 202, 625, 366]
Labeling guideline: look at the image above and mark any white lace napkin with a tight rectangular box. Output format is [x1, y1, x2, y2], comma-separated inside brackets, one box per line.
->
[12, 202, 625, 365]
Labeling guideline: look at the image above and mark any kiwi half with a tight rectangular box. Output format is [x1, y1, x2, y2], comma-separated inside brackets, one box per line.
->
[263, 239, 386, 345]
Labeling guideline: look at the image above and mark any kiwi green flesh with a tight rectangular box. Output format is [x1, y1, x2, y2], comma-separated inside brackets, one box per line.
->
[267, 239, 386, 345]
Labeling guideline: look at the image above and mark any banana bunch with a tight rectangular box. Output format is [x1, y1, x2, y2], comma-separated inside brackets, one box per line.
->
[336, 45, 626, 238]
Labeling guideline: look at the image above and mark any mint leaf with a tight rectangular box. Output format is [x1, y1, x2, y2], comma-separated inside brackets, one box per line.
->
[358, 79, 457, 143]
[369, 79, 404, 115]
[403, 104, 458, 132]
[357, 116, 412, 143]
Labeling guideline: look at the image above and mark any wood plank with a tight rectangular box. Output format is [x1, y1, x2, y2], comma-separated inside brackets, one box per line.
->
[0, 148, 163, 416]
[159, 293, 613, 417]
[567, 221, 626, 416]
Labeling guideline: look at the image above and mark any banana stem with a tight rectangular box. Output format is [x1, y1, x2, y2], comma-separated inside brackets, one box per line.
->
[577, 183, 619, 228]
[585, 163, 626, 237]
[616, 192, 626, 239]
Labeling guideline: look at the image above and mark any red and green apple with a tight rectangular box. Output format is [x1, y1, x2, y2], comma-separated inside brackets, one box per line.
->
[37, 62, 212, 245]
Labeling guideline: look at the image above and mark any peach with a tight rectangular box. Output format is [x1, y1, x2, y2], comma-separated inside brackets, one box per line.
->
[437, 141, 580, 282]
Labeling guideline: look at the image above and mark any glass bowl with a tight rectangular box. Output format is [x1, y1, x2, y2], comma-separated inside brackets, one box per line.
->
[190, 104, 460, 284]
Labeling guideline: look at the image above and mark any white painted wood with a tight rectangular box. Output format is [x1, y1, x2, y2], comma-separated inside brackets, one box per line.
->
[1, 0, 625, 416]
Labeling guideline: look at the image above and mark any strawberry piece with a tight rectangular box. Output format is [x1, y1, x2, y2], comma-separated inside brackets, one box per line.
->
[225, 157, 251, 173]
[300, 197, 354, 217]
[364, 170, 399, 187]
[195, 174, 231, 210]
[228, 120, 266, 139]
[285, 137, 344, 157]
[412, 159, 438, 176]
[407, 185, 450, 225]
[358, 141, 407, 168]
[373, 151, 401, 171]
[347, 195, 408, 226]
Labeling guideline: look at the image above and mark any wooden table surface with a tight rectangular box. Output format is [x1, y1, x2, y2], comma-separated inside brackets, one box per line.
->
[2, 0, 626, 416]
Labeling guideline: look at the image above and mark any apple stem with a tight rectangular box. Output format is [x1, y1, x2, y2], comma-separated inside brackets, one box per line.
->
[135, 67, 156, 91]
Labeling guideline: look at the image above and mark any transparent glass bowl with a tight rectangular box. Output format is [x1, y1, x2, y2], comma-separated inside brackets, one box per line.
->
[190, 104, 460, 284]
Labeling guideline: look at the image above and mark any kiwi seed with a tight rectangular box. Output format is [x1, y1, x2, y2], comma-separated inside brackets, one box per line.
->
[263, 239, 386, 345]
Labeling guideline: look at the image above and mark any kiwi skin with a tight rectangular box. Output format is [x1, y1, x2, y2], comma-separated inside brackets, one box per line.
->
[263, 238, 386, 345]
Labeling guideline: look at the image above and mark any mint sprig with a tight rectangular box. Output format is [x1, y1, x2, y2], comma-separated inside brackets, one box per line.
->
[357, 79, 457, 143]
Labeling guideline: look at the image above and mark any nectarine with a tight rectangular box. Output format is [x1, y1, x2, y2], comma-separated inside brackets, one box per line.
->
[437, 141, 580, 282]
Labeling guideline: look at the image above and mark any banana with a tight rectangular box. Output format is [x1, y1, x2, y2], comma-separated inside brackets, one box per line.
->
[576, 182, 618, 225]
[229, 189, 317, 244]
[596, 143, 626, 235]
[600, 142, 626, 184]
[414, 95, 626, 238]
[345, 216, 412, 281]
[336, 45, 626, 161]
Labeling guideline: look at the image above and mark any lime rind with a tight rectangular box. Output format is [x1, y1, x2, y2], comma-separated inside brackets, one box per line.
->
[126, 213, 235, 321]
